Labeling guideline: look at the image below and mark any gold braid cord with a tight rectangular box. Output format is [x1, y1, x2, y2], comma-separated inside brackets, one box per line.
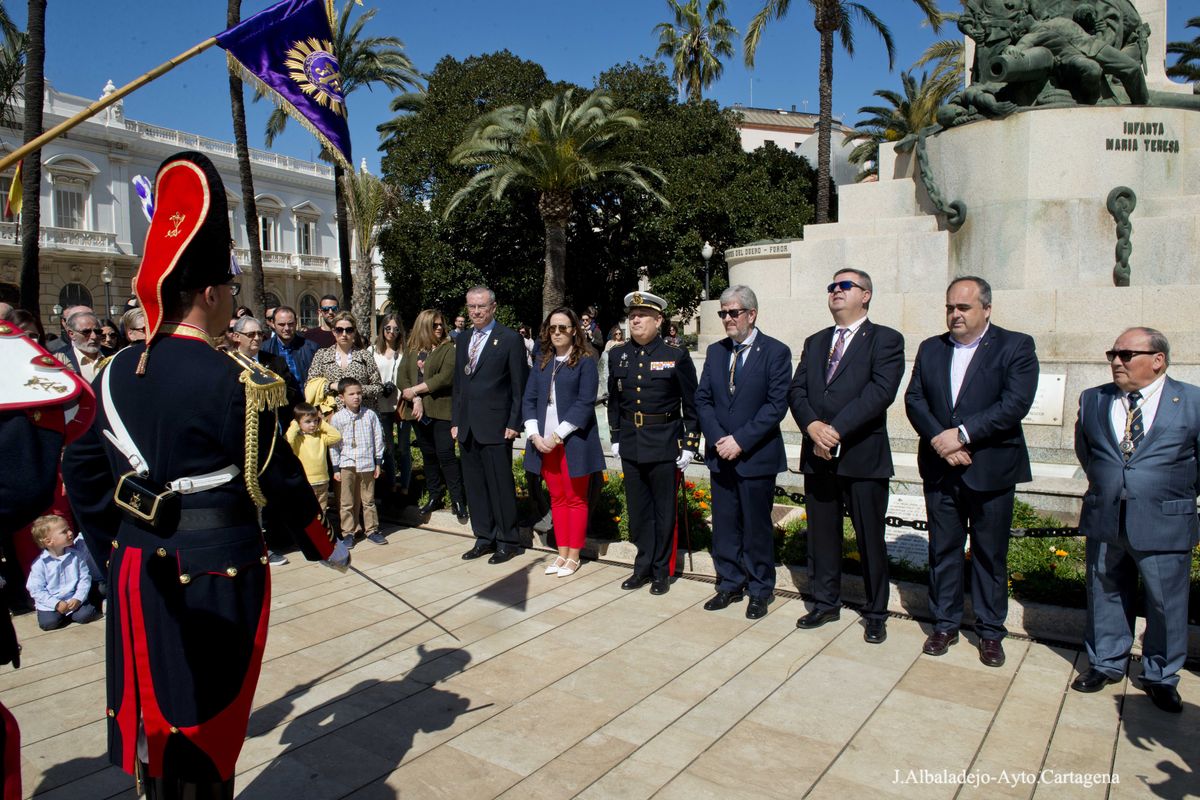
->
[227, 351, 287, 508]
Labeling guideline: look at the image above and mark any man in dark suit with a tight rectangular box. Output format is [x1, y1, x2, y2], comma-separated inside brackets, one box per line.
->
[790, 269, 905, 642]
[905, 276, 1038, 667]
[695, 285, 792, 619]
[452, 285, 529, 563]
[1071, 327, 1197, 713]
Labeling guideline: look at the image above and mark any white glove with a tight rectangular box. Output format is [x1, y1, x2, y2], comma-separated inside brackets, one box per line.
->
[611, 442, 620, 459]
[321, 538, 351, 572]
[675, 450, 694, 470]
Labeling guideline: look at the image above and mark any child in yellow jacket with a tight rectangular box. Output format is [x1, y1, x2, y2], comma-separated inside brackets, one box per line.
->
[286, 402, 342, 521]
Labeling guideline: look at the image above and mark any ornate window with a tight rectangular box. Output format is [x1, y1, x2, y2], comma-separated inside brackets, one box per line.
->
[264, 291, 282, 309]
[299, 294, 318, 328]
[256, 195, 283, 252]
[45, 155, 99, 231]
[58, 282, 93, 309]
[292, 201, 322, 256]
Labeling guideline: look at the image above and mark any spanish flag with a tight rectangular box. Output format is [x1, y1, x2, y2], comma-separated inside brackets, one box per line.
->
[5, 160, 20, 218]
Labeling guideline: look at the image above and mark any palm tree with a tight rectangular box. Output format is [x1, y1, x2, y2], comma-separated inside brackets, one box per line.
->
[0, 6, 25, 129]
[654, 0, 738, 104]
[445, 88, 667, 318]
[744, 0, 941, 224]
[227, 0, 265, 317]
[912, 8, 965, 111]
[19, 0, 44, 315]
[844, 71, 941, 180]
[259, 2, 421, 311]
[1166, 16, 1200, 91]
[341, 166, 389, 330]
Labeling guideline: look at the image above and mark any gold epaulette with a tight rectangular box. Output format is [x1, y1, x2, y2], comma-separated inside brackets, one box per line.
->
[225, 351, 285, 507]
[95, 354, 115, 374]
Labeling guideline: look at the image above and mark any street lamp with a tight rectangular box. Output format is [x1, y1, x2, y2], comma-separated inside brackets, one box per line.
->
[701, 241, 714, 301]
[100, 263, 113, 321]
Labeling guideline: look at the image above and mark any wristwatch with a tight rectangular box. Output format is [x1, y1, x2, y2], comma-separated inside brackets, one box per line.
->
[957, 427, 968, 445]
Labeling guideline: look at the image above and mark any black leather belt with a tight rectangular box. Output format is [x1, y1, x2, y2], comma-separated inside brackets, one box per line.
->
[176, 507, 255, 531]
[622, 410, 679, 428]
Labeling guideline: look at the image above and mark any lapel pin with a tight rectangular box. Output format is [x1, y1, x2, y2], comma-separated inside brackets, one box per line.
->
[1173, 397, 1179, 403]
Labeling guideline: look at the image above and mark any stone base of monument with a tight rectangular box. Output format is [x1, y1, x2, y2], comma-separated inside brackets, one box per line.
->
[700, 104, 1200, 485]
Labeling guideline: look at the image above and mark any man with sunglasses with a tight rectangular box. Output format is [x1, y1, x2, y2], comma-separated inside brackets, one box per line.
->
[789, 270, 905, 641]
[306, 294, 341, 349]
[1071, 328, 1197, 714]
[905, 276, 1038, 668]
[261, 305, 320, 386]
[695, 285, 791, 619]
[54, 311, 104, 382]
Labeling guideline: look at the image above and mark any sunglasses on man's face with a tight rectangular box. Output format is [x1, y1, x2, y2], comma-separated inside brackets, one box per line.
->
[827, 280, 865, 294]
[241, 331, 265, 339]
[321, 305, 338, 313]
[75, 328, 100, 337]
[334, 326, 355, 334]
[1105, 349, 1158, 363]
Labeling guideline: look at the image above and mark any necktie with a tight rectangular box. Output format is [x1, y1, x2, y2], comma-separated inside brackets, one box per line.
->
[825, 328, 848, 382]
[467, 330, 485, 374]
[280, 345, 300, 384]
[728, 342, 748, 394]
[1123, 390, 1143, 460]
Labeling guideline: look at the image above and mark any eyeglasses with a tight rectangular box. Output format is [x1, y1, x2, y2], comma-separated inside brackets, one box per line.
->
[383, 326, 399, 332]
[1105, 349, 1158, 363]
[717, 309, 750, 319]
[466, 304, 492, 311]
[827, 280, 865, 294]
[74, 327, 100, 337]
[433, 323, 445, 330]
[321, 305, 338, 312]
[241, 331, 265, 339]
[228, 282, 241, 297]
[100, 331, 118, 339]
[547, 324, 573, 334]
[334, 326, 355, 334]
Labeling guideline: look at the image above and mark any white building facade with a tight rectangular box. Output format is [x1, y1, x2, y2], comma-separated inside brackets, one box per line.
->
[0, 81, 390, 332]
[731, 104, 859, 186]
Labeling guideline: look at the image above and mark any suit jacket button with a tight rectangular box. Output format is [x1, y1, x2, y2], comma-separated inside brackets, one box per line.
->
[156, 548, 167, 557]
[226, 567, 238, 577]
[179, 574, 191, 585]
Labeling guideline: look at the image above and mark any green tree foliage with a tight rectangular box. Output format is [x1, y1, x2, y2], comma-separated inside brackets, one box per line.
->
[844, 70, 943, 180]
[1167, 16, 1200, 90]
[654, 0, 738, 104]
[379, 56, 817, 329]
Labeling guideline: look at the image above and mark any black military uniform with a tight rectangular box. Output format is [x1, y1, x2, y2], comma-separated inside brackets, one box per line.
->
[61, 152, 337, 800]
[607, 291, 699, 591]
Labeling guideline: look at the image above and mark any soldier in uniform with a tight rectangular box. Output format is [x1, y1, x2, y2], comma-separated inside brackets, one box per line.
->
[0, 320, 95, 800]
[62, 152, 345, 800]
[607, 291, 699, 595]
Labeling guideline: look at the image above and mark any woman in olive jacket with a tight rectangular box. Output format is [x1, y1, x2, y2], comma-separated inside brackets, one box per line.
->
[398, 309, 467, 522]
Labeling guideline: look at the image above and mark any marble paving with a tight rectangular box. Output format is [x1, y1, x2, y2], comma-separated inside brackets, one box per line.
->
[6, 521, 1198, 799]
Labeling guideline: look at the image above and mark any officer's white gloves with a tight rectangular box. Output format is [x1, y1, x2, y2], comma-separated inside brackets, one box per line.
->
[675, 450, 694, 470]
[611, 443, 620, 459]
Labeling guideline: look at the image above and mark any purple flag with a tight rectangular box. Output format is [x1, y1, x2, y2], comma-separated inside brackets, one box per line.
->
[216, 0, 352, 169]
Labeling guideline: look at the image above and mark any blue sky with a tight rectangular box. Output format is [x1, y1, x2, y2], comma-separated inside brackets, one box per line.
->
[9, 1, 1194, 174]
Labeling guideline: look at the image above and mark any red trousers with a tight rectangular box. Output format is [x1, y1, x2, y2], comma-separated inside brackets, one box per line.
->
[541, 447, 590, 549]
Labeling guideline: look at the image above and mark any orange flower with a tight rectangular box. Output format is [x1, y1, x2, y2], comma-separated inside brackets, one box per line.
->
[1055, 549, 1069, 557]
[602, 473, 610, 483]
[613, 516, 621, 522]
[685, 481, 696, 490]
[692, 490, 703, 499]
[699, 501, 708, 510]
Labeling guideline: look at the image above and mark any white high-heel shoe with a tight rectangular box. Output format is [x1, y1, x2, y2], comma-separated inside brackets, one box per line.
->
[545, 556, 566, 575]
[557, 558, 580, 577]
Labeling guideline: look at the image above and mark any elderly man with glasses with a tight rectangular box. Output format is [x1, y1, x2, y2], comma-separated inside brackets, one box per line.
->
[54, 311, 104, 382]
[1070, 328, 1199, 714]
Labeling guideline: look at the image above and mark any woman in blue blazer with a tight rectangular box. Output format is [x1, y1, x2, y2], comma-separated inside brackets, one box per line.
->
[522, 307, 606, 577]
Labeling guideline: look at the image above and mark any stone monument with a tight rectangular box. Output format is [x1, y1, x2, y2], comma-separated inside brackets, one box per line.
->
[699, 0, 1198, 511]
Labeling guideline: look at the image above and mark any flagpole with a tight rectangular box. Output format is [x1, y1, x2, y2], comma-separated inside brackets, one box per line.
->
[0, 36, 220, 173]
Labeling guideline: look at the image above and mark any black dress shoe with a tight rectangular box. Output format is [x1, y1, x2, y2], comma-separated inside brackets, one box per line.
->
[1144, 683, 1183, 713]
[864, 618, 887, 644]
[978, 638, 1006, 668]
[461, 542, 494, 560]
[649, 577, 670, 595]
[746, 595, 773, 620]
[1070, 668, 1121, 693]
[796, 608, 840, 629]
[419, 499, 444, 515]
[621, 574, 650, 591]
[922, 630, 959, 656]
[488, 546, 518, 565]
[703, 590, 744, 611]
[452, 502, 469, 523]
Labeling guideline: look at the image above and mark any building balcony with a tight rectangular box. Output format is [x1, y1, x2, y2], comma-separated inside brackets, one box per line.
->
[124, 120, 334, 180]
[232, 248, 335, 278]
[0, 220, 120, 253]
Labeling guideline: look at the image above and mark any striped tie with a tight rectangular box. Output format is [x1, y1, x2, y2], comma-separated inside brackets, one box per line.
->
[467, 330, 484, 374]
[825, 328, 848, 382]
[728, 342, 748, 394]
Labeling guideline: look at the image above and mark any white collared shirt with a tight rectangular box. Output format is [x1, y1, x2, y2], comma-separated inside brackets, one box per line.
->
[830, 314, 868, 356]
[950, 323, 989, 405]
[727, 326, 759, 370]
[1109, 372, 1167, 445]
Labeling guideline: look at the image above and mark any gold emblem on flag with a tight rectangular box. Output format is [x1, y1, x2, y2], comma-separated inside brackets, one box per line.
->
[285, 38, 346, 117]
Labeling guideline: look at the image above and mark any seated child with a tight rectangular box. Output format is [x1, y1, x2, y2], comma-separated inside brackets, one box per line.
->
[26, 514, 99, 631]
